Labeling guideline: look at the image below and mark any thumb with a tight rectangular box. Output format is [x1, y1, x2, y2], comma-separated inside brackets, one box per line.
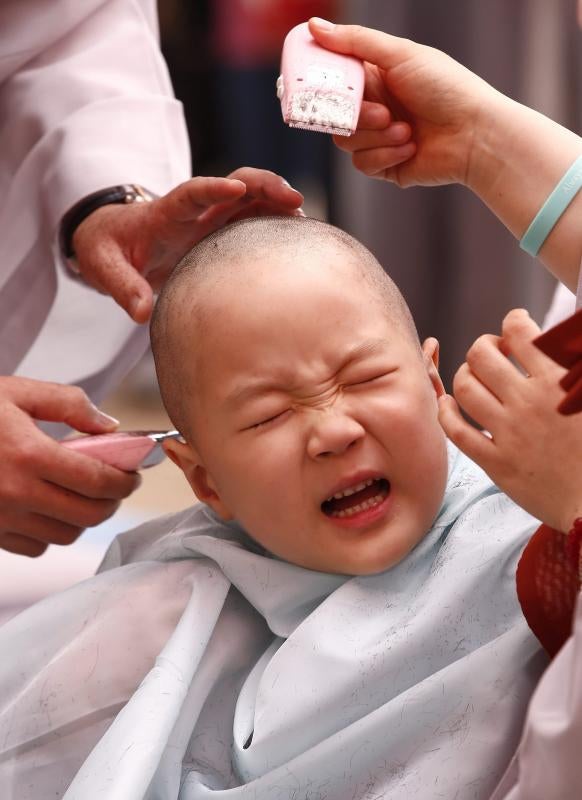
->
[102, 255, 154, 324]
[308, 18, 412, 72]
[79, 248, 154, 324]
[8, 378, 120, 434]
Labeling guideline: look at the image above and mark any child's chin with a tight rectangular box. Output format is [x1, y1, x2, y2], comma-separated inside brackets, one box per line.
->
[322, 547, 409, 577]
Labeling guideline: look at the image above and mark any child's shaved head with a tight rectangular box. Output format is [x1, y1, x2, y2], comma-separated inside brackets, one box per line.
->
[151, 216, 418, 438]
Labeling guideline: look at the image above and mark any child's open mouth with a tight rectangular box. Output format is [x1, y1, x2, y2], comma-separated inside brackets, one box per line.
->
[321, 477, 390, 520]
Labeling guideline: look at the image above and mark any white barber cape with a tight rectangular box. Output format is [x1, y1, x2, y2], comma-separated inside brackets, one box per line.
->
[0, 445, 546, 800]
[0, 0, 190, 400]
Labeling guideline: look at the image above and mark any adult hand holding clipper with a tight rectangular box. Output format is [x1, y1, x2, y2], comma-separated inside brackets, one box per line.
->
[308, 17, 582, 294]
[0, 378, 139, 558]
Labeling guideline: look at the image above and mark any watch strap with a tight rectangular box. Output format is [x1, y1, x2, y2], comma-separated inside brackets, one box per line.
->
[59, 184, 158, 259]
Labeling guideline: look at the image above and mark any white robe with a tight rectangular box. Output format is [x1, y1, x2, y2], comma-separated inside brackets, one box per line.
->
[0, 0, 190, 402]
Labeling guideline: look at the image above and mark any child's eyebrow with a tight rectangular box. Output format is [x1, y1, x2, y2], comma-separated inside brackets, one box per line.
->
[224, 338, 390, 409]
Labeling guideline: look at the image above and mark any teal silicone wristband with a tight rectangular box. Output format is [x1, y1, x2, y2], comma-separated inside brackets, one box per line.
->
[520, 155, 582, 256]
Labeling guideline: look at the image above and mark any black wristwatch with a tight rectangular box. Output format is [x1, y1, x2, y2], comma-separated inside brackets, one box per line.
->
[59, 183, 158, 264]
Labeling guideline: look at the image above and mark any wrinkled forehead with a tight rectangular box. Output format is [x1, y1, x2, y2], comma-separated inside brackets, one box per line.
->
[190, 260, 414, 389]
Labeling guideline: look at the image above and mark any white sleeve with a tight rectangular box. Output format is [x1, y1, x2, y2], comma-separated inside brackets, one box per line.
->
[542, 281, 577, 330]
[17, 0, 190, 230]
[0, 0, 190, 283]
[491, 593, 582, 799]
[0, 0, 191, 385]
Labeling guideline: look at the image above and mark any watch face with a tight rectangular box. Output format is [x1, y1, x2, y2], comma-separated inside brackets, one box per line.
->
[60, 185, 157, 259]
[128, 185, 157, 203]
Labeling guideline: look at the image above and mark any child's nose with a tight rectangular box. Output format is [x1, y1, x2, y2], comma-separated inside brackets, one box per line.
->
[306, 410, 365, 459]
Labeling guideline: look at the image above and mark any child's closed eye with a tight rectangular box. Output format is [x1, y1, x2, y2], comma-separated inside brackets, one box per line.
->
[247, 409, 292, 430]
[345, 369, 395, 388]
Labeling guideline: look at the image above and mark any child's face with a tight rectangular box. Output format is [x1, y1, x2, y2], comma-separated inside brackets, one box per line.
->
[167, 247, 449, 575]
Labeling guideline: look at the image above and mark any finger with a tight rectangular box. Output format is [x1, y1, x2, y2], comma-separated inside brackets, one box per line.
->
[216, 198, 308, 226]
[335, 122, 412, 153]
[2, 379, 119, 433]
[438, 394, 497, 470]
[196, 192, 303, 233]
[37, 441, 141, 500]
[27, 482, 122, 528]
[225, 168, 304, 208]
[501, 308, 563, 378]
[464, 334, 524, 402]
[357, 100, 392, 130]
[452, 362, 503, 431]
[0, 532, 48, 558]
[83, 245, 155, 324]
[0, 510, 83, 546]
[193, 170, 304, 232]
[158, 176, 247, 223]
[308, 19, 415, 72]
[351, 142, 417, 177]
[1, 420, 139, 510]
[73, 206, 156, 323]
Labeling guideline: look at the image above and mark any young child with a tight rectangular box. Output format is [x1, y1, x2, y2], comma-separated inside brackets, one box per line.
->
[0, 216, 544, 800]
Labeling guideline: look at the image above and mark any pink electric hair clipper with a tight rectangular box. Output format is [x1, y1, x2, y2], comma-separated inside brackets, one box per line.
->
[62, 430, 181, 471]
[277, 21, 364, 136]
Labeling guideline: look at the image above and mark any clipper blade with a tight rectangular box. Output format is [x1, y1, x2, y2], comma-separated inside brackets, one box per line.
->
[278, 22, 364, 136]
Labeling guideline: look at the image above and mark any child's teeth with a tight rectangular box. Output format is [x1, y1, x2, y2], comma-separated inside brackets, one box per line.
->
[328, 478, 376, 502]
[329, 493, 385, 518]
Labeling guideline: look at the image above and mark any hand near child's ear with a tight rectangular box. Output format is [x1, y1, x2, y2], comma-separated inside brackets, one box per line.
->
[0, 377, 139, 557]
[72, 169, 304, 324]
[438, 308, 582, 532]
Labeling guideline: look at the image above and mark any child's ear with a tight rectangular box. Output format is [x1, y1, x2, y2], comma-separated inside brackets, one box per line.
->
[163, 438, 234, 521]
[421, 337, 446, 398]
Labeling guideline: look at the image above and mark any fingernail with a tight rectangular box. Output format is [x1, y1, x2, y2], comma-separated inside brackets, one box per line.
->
[129, 294, 142, 319]
[387, 124, 411, 143]
[280, 178, 301, 194]
[311, 17, 335, 31]
[92, 407, 120, 429]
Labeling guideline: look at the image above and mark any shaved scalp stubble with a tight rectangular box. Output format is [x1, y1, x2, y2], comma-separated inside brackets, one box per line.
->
[150, 216, 419, 439]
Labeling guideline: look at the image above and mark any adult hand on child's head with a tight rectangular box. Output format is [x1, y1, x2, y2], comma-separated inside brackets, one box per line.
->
[308, 18, 498, 187]
[0, 377, 140, 557]
[439, 309, 582, 533]
[72, 169, 304, 324]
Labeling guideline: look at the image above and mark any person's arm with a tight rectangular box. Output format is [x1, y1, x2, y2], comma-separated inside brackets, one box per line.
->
[34, 2, 303, 323]
[437, 308, 582, 533]
[2, 1, 304, 327]
[0, 377, 140, 557]
[308, 19, 582, 293]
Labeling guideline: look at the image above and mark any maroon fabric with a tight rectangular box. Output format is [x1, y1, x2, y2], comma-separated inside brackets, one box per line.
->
[517, 311, 582, 657]
[516, 524, 580, 658]
[213, 0, 337, 67]
[534, 308, 582, 415]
